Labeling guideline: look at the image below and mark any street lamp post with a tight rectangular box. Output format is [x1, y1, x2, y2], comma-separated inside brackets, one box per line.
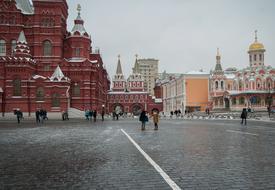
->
[267, 86, 272, 118]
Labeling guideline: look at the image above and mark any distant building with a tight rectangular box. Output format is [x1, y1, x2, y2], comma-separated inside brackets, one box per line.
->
[107, 55, 162, 115]
[160, 70, 210, 114]
[210, 31, 275, 111]
[0, 1, 110, 115]
[135, 58, 159, 96]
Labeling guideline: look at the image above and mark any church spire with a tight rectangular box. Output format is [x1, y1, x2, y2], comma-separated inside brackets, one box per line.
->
[133, 54, 140, 74]
[254, 30, 258, 42]
[214, 48, 223, 72]
[116, 55, 123, 75]
[71, 4, 87, 35]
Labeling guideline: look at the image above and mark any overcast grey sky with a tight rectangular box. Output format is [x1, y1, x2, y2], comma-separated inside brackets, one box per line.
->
[67, 0, 275, 78]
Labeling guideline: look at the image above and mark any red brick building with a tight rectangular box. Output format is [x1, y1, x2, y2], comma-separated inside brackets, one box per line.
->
[107, 56, 162, 115]
[0, 0, 110, 116]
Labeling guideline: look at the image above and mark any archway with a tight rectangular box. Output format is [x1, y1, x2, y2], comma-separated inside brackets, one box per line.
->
[131, 103, 143, 116]
[112, 103, 124, 115]
[224, 98, 230, 109]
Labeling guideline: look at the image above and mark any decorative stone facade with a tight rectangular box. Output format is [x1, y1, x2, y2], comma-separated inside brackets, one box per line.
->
[0, 0, 110, 115]
[210, 32, 275, 111]
[107, 56, 162, 115]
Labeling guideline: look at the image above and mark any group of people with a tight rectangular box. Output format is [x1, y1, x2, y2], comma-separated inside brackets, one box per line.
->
[139, 110, 160, 131]
[85, 110, 105, 122]
[170, 110, 182, 118]
[35, 109, 48, 123]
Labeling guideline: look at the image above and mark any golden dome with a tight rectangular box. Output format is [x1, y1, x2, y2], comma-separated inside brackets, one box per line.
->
[249, 30, 265, 51]
[249, 42, 265, 51]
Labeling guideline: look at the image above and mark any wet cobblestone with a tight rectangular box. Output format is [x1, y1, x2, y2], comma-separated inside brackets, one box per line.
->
[0, 119, 275, 189]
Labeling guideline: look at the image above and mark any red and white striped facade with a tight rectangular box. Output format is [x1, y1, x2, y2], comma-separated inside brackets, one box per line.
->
[107, 56, 162, 115]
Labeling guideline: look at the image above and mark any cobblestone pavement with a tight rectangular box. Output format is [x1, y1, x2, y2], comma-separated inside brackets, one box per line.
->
[0, 118, 275, 190]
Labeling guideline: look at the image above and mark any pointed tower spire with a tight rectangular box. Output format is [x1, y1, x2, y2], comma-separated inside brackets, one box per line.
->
[18, 31, 27, 43]
[49, 65, 68, 81]
[254, 30, 258, 42]
[71, 4, 87, 35]
[133, 54, 140, 74]
[214, 48, 223, 72]
[116, 54, 123, 75]
[14, 31, 32, 58]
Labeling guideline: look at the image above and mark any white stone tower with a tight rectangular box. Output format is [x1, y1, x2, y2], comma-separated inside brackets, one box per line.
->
[248, 30, 265, 68]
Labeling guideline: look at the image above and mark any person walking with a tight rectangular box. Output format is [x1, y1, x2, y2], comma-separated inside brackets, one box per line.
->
[15, 109, 23, 124]
[93, 110, 97, 122]
[139, 110, 148, 130]
[36, 109, 40, 123]
[240, 108, 247, 125]
[152, 111, 159, 130]
[101, 110, 105, 121]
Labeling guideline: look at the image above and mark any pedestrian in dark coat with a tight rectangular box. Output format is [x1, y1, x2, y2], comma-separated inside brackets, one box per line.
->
[101, 110, 105, 121]
[139, 110, 148, 130]
[15, 109, 23, 124]
[36, 109, 40, 123]
[241, 108, 247, 125]
[93, 110, 97, 122]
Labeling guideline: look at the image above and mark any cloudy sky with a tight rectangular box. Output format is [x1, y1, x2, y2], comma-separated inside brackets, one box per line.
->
[67, 0, 275, 78]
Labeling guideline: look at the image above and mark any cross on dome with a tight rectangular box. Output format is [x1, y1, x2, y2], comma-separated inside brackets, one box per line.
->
[77, 4, 81, 16]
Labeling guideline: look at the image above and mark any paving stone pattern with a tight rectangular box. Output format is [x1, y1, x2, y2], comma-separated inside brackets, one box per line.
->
[0, 119, 275, 189]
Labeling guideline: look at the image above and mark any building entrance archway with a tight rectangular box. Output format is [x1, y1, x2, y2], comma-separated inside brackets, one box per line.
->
[131, 103, 143, 116]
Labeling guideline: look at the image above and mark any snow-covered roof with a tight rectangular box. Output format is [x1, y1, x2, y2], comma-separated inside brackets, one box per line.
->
[15, 0, 34, 15]
[108, 91, 148, 95]
[227, 90, 274, 96]
[71, 24, 87, 35]
[65, 57, 86, 63]
[32, 75, 47, 80]
[49, 65, 69, 82]
[17, 31, 27, 43]
[225, 73, 235, 79]
[185, 70, 209, 75]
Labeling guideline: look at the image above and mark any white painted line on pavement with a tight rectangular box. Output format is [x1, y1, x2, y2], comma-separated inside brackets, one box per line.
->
[121, 129, 181, 190]
[226, 130, 259, 136]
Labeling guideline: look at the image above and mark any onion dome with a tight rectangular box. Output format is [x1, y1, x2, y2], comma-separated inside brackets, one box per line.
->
[249, 30, 265, 51]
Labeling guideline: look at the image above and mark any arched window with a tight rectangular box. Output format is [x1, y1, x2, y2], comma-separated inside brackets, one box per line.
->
[11, 39, 16, 55]
[52, 93, 60, 107]
[43, 40, 52, 56]
[221, 81, 224, 90]
[249, 55, 252, 62]
[13, 78, 21, 96]
[73, 83, 80, 96]
[227, 84, 231, 90]
[254, 54, 257, 61]
[215, 81, 218, 90]
[0, 39, 6, 56]
[75, 47, 80, 57]
[259, 54, 262, 61]
[36, 87, 45, 101]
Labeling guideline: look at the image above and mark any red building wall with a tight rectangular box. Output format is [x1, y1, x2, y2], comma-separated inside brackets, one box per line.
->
[0, 0, 110, 115]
